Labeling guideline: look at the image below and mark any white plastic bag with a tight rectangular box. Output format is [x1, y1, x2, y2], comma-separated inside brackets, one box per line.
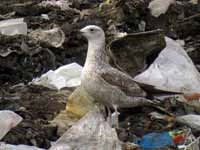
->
[0, 110, 22, 140]
[0, 18, 27, 35]
[49, 107, 122, 150]
[31, 63, 83, 90]
[148, 0, 175, 17]
[134, 37, 200, 93]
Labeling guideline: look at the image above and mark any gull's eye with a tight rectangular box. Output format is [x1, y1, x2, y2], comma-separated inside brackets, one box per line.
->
[90, 28, 94, 32]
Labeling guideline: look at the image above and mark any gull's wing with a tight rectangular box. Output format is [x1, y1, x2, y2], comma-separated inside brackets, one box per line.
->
[101, 67, 147, 97]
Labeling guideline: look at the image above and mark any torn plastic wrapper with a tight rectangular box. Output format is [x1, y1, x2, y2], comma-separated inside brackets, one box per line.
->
[31, 63, 82, 90]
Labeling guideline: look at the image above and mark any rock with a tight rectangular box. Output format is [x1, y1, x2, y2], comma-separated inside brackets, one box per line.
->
[49, 107, 122, 150]
[0, 110, 22, 140]
[50, 86, 96, 135]
[176, 114, 200, 131]
[29, 27, 65, 48]
[0, 18, 27, 36]
[109, 29, 166, 77]
[134, 37, 200, 94]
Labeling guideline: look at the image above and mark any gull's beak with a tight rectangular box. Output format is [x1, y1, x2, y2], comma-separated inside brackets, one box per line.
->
[80, 28, 85, 34]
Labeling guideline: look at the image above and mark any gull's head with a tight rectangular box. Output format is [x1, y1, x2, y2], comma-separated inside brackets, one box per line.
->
[80, 25, 105, 42]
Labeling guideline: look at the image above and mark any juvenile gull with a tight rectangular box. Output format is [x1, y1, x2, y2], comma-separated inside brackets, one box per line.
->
[80, 25, 151, 126]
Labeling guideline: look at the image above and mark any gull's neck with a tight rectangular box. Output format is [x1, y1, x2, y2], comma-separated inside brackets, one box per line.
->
[84, 38, 107, 68]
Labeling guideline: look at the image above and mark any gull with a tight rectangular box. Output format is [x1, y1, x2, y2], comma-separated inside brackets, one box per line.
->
[80, 25, 152, 127]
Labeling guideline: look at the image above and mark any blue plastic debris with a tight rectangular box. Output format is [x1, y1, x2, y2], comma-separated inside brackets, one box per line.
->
[135, 132, 174, 149]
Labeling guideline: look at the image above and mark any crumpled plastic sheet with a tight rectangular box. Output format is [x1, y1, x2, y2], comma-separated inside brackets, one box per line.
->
[148, 0, 175, 17]
[134, 37, 200, 94]
[31, 63, 82, 90]
[0, 110, 22, 140]
[49, 107, 122, 150]
[0, 18, 27, 36]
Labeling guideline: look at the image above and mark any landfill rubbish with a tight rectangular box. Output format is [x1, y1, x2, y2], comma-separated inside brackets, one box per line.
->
[175, 95, 200, 111]
[65, 86, 95, 118]
[135, 132, 174, 148]
[31, 63, 82, 90]
[190, 0, 198, 4]
[0, 18, 27, 36]
[49, 107, 122, 150]
[134, 129, 188, 149]
[178, 130, 200, 150]
[0, 143, 45, 150]
[39, 0, 72, 11]
[109, 29, 165, 77]
[134, 37, 200, 94]
[148, 0, 175, 17]
[0, 48, 16, 57]
[184, 137, 200, 150]
[0, 0, 199, 149]
[50, 86, 96, 135]
[29, 27, 65, 48]
[0, 110, 22, 140]
[149, 111, 175, 122]
[176, 114, 200, 131]
[41, 14, 49, 20]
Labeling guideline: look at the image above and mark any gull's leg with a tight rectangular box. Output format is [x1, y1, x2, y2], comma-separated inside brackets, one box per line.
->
[111, 105, 120, 128]
[98, 104, 107, 120]
[106, 105, 115, 127]
[106, 106, 111, 123]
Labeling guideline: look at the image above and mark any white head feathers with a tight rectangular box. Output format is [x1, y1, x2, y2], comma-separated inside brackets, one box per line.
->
[80, 25, 105, 42]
